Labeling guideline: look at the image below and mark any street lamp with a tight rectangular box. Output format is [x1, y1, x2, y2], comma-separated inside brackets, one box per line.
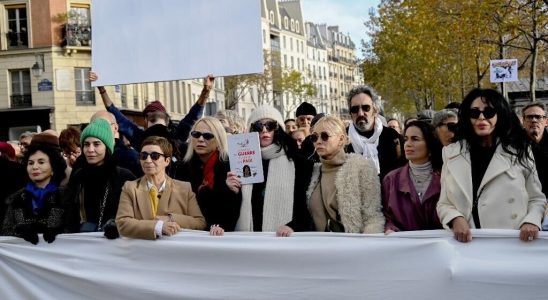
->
[31, 53, 44, 77]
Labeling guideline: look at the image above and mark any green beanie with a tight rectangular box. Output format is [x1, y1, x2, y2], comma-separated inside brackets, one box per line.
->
[81, 118, 115, 154]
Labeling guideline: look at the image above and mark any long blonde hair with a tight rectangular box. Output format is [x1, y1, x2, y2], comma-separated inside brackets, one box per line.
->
[183, 116, 229, 162]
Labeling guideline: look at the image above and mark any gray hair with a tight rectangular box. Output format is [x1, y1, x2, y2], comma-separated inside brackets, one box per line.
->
[19, 131, 36, 140]
[521, 102, 546, 116]
[347, 84, 381, 113]
[215, 110, 246, 134]
[432, 109, 458, 127]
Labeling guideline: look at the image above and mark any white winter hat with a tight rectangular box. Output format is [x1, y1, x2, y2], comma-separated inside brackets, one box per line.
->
[247, 105, 285, 129]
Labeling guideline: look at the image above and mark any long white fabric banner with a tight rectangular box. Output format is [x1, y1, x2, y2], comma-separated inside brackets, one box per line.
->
[1, 230, 547, 299]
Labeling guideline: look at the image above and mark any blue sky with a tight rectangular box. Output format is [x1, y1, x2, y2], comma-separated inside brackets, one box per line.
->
[300, 0, 380, 57]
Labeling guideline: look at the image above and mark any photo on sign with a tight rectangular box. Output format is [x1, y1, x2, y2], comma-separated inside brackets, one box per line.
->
[489, 59, 518, 83]
[227, 132, 264, 185]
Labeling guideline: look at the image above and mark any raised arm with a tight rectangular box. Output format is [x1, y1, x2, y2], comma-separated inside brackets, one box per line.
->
[89, 71, 144, 148]
[176, 74, 215, 141]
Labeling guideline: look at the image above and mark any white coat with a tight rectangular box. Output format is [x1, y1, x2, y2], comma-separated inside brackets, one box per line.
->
[437, 141, 546, 230]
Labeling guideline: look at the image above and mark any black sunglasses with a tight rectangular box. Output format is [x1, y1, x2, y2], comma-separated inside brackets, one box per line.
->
[470, 107, 496, 119]
[310, 132, 332, 143]
[251, 120, 278, 132]
[441, 122, 458, 133]
[350, 104, 371, 114]
[139, 151, 166, 161]
[524, 114, 546, 121]
[190, 131, 215, 140]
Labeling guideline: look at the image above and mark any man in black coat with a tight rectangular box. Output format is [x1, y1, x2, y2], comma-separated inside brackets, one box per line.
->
[345, 85, 405, 180]
[522, 102, 548, 197]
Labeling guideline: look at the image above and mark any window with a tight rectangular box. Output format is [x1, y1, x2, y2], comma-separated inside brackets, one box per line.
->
[284, 17, 288, 29]
[133, 84, 139, 108]
[121, 85, 127, 107]
[66, 6, 91, 46]
[290, 56, 294, 68]
[7, 6, 28, 48]
[154, 82, 160, 102]
[269, 11, 274, 25]
[283, 36, 286, 49]
[290, 38, 293, 51]
[284, 55, 287, 68]
[10, 69, 31, 107]
[290, 19, 295, 31]
[263, 29, 266, 44]
[74, 68, 94, 105]
[296, 21, 300, 33]
[169, 82, 175, 112]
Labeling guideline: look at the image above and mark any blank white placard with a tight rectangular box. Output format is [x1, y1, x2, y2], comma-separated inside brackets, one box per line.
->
[92, 0, 264, 86]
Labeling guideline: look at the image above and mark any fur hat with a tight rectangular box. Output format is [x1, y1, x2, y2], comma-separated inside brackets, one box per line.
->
[143, 100, 167, 116]
[248, 105, 285, 129]
[80, 118, 115, 154]
[0, 142, 16, 161]
[295, 102, 317, 117]
[30, 132, 60, 151]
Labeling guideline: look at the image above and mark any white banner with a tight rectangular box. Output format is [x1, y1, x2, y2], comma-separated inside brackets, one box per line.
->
[91, 0, 264, 86]
[1, 230, 548, 299]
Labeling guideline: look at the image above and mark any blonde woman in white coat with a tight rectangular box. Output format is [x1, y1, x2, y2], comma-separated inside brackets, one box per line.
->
[437, 88, 546, 243]
[306, 116, 384, 233]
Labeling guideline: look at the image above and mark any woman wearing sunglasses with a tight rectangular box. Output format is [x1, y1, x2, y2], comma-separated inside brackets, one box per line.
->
[64, 119, 136, 238]
[382, 121, 443, 234]
[2, 135, 67, 244]
[306, 116, 384, 233]
[172, 117, 241, 235]
[226, 105, 313, 237]
[117, 136, 206, 240]
[432, 109, 459, 146]
[437, 88, 546, 243]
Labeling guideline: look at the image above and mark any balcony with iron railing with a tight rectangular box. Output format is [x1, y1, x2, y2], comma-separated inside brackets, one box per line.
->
[6, 30, 28, 49]
[11, 94, 31, 108]
[63, 23, 91, 49]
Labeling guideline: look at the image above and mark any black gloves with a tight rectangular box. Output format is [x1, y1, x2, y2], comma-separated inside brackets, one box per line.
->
[103, 219, 119, 240]
[43, 228, 59, 243]
[16, 224, 39, 245]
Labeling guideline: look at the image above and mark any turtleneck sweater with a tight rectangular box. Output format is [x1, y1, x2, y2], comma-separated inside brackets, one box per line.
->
[309, 149, 347, 231]
[408, 161, 433, 203]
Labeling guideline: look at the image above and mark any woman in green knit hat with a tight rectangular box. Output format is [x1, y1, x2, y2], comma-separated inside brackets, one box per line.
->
[64, 118, 135, 238]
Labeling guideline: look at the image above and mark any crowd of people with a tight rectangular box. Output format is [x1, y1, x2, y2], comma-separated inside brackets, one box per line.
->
[1, 76, 547, 244]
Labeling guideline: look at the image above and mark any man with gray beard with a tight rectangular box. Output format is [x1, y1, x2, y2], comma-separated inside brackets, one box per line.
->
[345, 85, 405, 180]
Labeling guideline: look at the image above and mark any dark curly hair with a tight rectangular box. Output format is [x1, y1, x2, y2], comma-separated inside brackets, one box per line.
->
[24, 144, 67, 185]
[404, 120, 443, 172]
[455, 88, 531, 166]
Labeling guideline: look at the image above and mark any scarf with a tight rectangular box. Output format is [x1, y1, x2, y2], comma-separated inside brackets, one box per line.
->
[236, 144, 295, 232]
[25, 182, 58, 215]
[348, 117, 383, 174]
[198, 151, 218, 192]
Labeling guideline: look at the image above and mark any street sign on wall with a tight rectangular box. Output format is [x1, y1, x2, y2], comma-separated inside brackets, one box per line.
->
[37, 79, 53, 91]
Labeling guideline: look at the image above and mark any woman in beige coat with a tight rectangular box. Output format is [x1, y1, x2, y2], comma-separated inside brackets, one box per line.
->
[306, 116, 384, 233]
[117, 136, 206, 240]
[437, 88, 546, 243]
